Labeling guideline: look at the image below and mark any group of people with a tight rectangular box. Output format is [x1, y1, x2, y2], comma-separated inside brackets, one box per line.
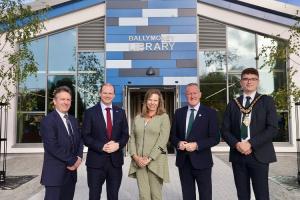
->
[40, 67, 278, 200]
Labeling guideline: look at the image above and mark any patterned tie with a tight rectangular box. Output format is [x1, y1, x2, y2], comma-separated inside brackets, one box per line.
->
[105, 107, 112, 140]
[186, 108, 195, 139]
[64, 114, 75, 152]
[240, 96, 251, 140]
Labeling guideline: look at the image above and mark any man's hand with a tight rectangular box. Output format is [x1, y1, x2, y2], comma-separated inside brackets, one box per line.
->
[103, 141, 120, 153]
[236, 141, 252, 155]
[178, 141, 188, 150]
[185, 142, 198, 152]
[67, 156, 82, 171]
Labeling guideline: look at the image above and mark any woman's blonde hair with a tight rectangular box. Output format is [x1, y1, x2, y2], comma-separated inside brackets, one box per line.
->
[141, 89, 166, 117]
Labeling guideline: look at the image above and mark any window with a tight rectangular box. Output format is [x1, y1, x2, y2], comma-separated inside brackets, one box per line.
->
[198, 18, 289, 142]
[17, 18, 105, 143]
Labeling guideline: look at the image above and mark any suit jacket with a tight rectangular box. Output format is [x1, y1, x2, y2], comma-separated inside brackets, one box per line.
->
[170, 104, 219, 169]
[82, 103, 129, 168]
[40, 110, 83, 186]
[128, 113, 170, 182]
[221, 93, 277, 164]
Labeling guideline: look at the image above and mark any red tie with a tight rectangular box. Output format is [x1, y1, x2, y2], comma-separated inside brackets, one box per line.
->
[105, 107, 112, 140]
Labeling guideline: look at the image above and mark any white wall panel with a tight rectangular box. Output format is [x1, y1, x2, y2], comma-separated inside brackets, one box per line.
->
[106, 60, 132, 68]
[142, 9, 178, 17]
[163, 76, 197, 85]
[119, 17, 148, 26]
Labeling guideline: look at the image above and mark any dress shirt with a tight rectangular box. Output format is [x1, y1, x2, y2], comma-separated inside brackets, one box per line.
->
[185, 103, 200, 134]
[56, 109, 71, 135]
[100, 101, 113, 126]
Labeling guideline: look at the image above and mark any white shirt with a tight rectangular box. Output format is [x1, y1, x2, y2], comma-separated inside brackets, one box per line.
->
[56, 109, 71, 135]
[185, 103, 200, 134]
[241, 92, 256, 141]
[101, 101, 113, 126]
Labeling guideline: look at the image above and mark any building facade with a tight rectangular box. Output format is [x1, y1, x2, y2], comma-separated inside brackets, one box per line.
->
[3, 0, 300, 153]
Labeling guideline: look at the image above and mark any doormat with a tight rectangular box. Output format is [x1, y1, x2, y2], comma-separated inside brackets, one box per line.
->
[269, 176, 300, 191]
[0, 175, 37, 190]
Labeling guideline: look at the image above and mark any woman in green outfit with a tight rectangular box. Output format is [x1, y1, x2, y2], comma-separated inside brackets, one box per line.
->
[128, 89, 170, 200]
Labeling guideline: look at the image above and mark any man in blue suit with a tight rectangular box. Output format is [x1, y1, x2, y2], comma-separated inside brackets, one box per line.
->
[171, 83, 219, 200]
[221, 68, 277, 200]
[82, 83, 129, 200]
[40, 86, 83, 200]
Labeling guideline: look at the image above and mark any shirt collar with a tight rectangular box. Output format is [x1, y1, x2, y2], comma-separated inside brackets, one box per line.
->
[100, 101, 112, 110]
[243, 91, 256, 101]
[188, 102, 200, 112]
[56, 109, 67, 119]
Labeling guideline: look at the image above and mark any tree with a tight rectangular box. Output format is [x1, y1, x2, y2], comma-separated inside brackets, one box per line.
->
[0, 0, 45, 104]
[259, 21, 300, 110]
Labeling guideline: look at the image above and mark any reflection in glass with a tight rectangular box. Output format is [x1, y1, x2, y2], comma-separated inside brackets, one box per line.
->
[18, 73, 46, 111]
[274, 111, 289, 142]
[77, 52, 105, 122]
[28, 37, 46, 70]
[199, 51, 227, 124]
[47, 75, 76, 115]
[17, 113, 44, 143]
[228, 74, 241, 99]
[227, 27, 256, 71]
[48, 29, 76, 72]
[257, 35, 286, 71]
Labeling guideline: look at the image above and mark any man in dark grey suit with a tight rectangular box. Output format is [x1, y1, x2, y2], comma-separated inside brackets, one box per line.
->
[40, 86, 83, 200]
[221, 68, 277, 200]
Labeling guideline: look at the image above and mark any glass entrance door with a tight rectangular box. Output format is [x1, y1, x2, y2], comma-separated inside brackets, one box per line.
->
[126, 86, 178, 154]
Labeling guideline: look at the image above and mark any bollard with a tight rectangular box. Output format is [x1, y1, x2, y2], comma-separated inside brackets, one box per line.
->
[296, 102, 300, 184]
[0, 102, 8, 183]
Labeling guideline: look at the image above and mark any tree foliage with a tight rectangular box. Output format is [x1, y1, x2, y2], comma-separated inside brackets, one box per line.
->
[259, 20, 300, 109]
[0, 0, 45, 103]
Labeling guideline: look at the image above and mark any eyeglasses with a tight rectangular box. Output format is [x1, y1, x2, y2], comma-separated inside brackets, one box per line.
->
[241, 78, 258, 82]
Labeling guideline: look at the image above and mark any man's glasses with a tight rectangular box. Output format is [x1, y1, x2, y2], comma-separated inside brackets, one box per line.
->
[241, 78, 258, 82]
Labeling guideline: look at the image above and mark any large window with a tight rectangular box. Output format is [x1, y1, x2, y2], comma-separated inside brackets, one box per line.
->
[198, 21, 289, 142]
[17, 19, 105, 143]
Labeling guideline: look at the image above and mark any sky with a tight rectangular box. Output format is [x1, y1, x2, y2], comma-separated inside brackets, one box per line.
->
[277, 0, 300, 7]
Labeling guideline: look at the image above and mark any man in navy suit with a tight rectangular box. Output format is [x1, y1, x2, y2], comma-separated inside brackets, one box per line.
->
[82, 83, 129, 200]
[40, 86, 83, 200]
[221, 68, 277, 200]
[170, 83, 219, 200]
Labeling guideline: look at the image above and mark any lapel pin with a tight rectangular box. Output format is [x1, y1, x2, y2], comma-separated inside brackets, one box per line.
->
[199, 114, 202, 117]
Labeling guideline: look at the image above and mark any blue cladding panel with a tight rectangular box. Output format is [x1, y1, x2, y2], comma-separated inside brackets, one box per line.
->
[44, 0, 104, 21]
[173, 43, 197, 51]
[171, 51, 197, 59]
[109, 77, 163, 85]
[113, 94, 123, 103]
[107, 26, 137, 34]
[107, 9, 142, 17]
[106, 0, 197, 107]
[106, 52, 124, 59]
[106, 69, 119, 77]
[160, 68, 197, 76]
[149, 17, 196, 25]
[148, 0, 196, 8]
[170, 26, 197, 33]
[132, 60, 177, 68]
